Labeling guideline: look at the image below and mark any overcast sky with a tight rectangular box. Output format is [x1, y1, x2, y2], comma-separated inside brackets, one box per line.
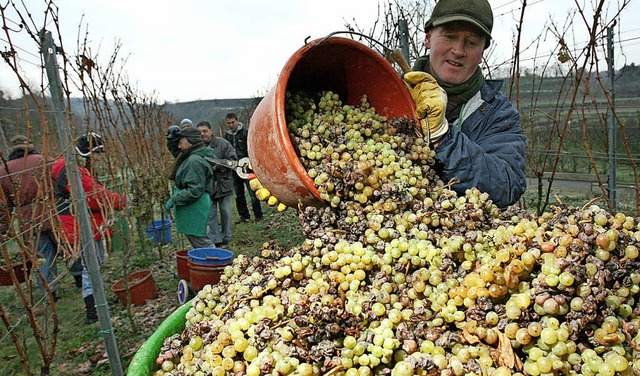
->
[1, 0, 639, 103]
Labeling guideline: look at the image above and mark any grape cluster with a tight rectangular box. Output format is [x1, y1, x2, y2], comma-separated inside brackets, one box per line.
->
[154, 91, 640, 376]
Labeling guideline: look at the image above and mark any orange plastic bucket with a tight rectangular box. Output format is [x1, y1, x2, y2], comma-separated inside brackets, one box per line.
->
[188, 260, 232, 291]
[111, 269, 158, 306]
[174, 249, 189, 280]
[248, 36, 416, 207]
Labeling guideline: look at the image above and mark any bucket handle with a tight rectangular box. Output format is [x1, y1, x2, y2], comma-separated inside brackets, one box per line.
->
[305, 31, 411, 74]
[305, 31, 390, 51]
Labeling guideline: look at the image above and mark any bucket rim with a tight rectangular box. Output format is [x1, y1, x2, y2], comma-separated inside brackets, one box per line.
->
[111, 269, 154, 293]
[188, 248, 234, 264]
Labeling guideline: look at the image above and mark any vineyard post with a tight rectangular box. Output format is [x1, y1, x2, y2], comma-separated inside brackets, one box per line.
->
[0, 123, 8, 155]
[40, 29, 124, 376]
[398, 19, 411, 66]
[607, 25, 617, 212]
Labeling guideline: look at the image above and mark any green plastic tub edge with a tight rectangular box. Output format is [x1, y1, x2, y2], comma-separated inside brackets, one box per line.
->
[127, 301, 191, 375]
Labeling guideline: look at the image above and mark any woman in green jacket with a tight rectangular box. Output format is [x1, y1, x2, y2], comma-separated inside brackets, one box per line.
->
[165, 126, 218, 249]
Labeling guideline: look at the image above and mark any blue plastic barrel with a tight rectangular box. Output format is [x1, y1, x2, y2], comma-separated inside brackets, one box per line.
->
[146, 219, 172, 244]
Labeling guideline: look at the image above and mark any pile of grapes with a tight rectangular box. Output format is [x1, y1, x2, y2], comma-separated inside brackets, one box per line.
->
[154, 91, 640, 376]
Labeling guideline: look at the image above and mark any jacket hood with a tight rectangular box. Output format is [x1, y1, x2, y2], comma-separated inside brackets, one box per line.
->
[225, 122, 244, 135]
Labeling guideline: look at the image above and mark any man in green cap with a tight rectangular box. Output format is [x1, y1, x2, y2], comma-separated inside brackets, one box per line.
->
[404, 0, 526, 208]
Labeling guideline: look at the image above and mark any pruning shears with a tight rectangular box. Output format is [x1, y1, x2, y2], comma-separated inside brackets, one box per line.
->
[206, 156, 252, 179]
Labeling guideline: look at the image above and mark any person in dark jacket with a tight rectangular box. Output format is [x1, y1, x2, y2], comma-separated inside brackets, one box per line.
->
[0, 135, 59, 300]
[223, 113, 263, 222]
[165, 126, 218, 249]
[406, 0, 526, 208]
[197, 121, 237, 247]
[52, 132, 127, 323]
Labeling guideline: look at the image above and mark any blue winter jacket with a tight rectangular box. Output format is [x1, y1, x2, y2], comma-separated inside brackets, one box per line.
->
[434, 80, 526, 208]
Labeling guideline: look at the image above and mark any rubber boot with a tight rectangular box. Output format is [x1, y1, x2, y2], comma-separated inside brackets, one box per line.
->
[84, 295, 98, 324]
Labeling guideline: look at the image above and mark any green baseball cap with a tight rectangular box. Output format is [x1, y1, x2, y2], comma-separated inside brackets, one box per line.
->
[425, 0, 493, 48]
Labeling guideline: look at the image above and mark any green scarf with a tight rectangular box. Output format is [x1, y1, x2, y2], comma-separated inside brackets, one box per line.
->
[412, 56, 485, 120]
[169, 143, 205, 181]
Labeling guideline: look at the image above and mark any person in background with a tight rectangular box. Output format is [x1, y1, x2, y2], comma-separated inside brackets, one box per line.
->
[0, 135, 59, 300]
[165, 126, 218, 249]
[223, 113, 263, 223]
[196, 121, 237, 248]
[52, 132, 127, 323]
[180, 118, 194, 128]
[405, 0, 526, 208]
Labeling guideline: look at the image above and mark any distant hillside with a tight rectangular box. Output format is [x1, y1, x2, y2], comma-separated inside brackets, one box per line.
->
[164, 97, 261, 136]
[2, 63, 639, 146]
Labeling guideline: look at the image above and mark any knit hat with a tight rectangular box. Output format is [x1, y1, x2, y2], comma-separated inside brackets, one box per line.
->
[10, 135, 33, 152]
[425, 0, 493, 48]
[177, 126, 203, 145]
[180, 118, 194, 128]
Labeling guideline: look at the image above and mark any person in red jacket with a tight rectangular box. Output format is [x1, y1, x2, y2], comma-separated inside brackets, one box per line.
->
[51, 132, 126, 323]
[0, 135, 59, 300]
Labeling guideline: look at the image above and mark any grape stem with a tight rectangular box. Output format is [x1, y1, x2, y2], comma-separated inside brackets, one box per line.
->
[291, 338, 308, 351]
[271, 318, 293, 330]
[580, 196, 601, 210]
[324, 365, 344, 376]
[445, 177, 461, 191]
[219, 288, 270, 316]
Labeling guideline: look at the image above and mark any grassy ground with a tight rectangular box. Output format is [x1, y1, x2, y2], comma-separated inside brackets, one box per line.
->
[0, 203, 304, 376]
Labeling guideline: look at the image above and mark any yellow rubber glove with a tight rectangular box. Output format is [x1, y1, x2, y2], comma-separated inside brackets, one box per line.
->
[403, 71, 449, 143]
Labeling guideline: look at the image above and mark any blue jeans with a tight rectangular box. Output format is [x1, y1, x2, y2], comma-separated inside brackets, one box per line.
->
[208, 194, 233, 244]
[35, 231, 58, 294]
[81, 239, 104, 299]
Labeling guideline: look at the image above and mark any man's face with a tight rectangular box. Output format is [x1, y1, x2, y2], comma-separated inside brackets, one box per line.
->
[425, 22, 485, 85]
[90, 152, 107, 174]
[178, 137, 191, 150]
[198, 126, 213, 143]
[226, 117, 239, 131]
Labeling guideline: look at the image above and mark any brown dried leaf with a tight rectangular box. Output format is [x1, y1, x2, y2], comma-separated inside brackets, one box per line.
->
[67, 342, 93, 355]
[75, 360, 93, 374]
[497, 330, 523, 371]
[96, 353, 110, 366]
[489, 346, 500, 363]
[461, 328, 480, 344]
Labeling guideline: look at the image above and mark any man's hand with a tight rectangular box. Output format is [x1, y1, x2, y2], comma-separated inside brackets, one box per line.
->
[403, 71, 449, 143]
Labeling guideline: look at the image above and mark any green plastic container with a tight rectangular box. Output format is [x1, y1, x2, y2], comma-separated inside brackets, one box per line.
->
[126, 301, 190, 375]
